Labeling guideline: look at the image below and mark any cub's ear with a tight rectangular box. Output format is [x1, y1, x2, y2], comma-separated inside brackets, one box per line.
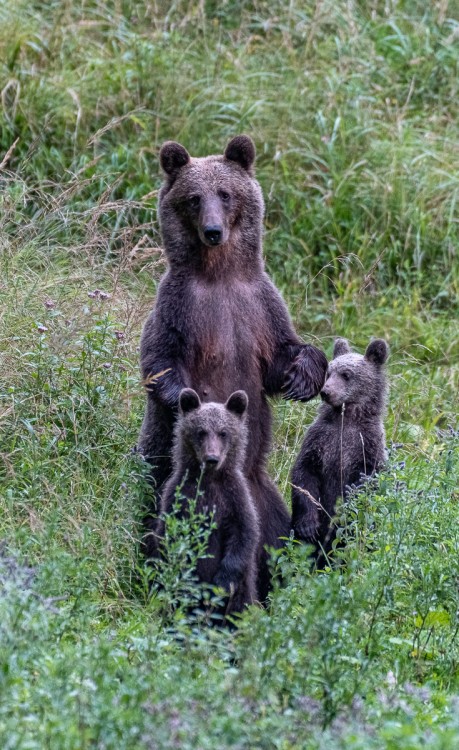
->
[179, 388, 201, 414]
[225, 390, 248, 417]
[333, 338, 351, 359]
[159, 141, 190, 178]
[365, 339, 389, 365]
[224, 135, 256, 173]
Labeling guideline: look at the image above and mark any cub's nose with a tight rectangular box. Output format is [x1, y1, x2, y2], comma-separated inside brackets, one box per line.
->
[203, 226, 223, 245]
[320, 390, 330, 403]
[204, 455, 219, 467]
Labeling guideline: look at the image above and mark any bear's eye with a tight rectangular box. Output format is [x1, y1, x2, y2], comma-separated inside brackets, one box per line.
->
[341, 372, 350, 381]
[219, 430, 228, 439]
[197, 429, 207, 440]
[188, 195, 200, 209]
[219, 190, 230, 203]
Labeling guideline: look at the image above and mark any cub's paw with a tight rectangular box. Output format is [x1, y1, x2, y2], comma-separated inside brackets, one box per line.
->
[213, 571, 238, 595]
[293, 516, 321, 545]
[282, 344, 328, 402]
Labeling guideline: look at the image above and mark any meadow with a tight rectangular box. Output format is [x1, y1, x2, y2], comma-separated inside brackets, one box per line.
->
[0, 0, 458, 747]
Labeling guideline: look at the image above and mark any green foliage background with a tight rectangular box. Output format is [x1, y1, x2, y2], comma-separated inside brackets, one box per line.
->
[0, 1, 458, 747]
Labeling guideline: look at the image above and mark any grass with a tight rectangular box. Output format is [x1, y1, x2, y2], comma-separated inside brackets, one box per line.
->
[0, 0, 459, 747]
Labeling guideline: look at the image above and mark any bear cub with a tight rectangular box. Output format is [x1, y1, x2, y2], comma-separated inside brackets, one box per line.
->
[291, 338, 389, 557]
[156, 388, 260, 615]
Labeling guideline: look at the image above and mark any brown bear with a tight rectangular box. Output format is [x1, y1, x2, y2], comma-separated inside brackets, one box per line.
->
[156, 388, 259, 617]
[291, 337, 389, 558]
[138, 134, 327, 599]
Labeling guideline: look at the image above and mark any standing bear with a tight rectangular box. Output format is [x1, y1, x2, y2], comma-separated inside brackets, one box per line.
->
[157, 388, 259, 617]
[139, 134, 327, 599]
[291, 338, 389, 558]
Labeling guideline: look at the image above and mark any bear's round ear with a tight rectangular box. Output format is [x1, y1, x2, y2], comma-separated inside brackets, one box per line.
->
[333, 338, 351, 359]
[179, 388, 201, 414]
[225, 390, 248, 417]
[159, 141, 190, 178]
[224, 135, 256, 173]
[365, 339, 389, 365]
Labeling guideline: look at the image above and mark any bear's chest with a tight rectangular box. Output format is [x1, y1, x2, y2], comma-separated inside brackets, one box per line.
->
[320, 422, 366, 475]
[186, 279, 268, 364]
[319, 419, 382, 482]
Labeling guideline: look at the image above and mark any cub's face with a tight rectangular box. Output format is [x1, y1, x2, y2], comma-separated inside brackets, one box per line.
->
[178, 389, 248, 471]
[321, 354, 371, 408]
[320, 338, 388, 409]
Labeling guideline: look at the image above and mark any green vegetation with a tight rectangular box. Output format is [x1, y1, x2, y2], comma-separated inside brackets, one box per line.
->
[0, 1, 458, 747]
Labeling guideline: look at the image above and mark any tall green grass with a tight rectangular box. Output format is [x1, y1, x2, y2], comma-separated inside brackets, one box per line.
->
[1, 0, 458, 295]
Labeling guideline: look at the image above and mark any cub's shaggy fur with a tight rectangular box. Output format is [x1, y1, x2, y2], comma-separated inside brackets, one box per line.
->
[157, 388, 260, 615]
[291, 338, 389, 556]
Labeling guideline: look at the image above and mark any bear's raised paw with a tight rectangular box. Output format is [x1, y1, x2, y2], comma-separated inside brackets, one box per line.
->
[282, 344, 328, 402]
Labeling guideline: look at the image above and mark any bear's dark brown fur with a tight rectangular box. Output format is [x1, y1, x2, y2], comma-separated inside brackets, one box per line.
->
[138, 135, 327, 599]
[291, 338, 389, 558]
[156, 388, 259, 616]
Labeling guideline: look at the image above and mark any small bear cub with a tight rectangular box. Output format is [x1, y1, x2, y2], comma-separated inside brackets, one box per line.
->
[157, 388, 260, 614]
[291, 338, 389, 556]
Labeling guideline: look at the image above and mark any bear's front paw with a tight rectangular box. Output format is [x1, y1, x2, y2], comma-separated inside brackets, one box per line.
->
[282, 345, 328, 402]
[293, 516, 321, 544]
[213, 571, 237, 595]
[143, 369, 183, 408]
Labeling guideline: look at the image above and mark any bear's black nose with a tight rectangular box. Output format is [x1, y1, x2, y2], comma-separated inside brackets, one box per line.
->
[320, 390, 330, 403]
[204, 455, 219, 467]
[203, 226, 223, 245]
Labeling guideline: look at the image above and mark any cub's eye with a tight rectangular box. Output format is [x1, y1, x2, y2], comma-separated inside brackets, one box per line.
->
[197, 429, 207, 439]
[188, 195, 200, 208]
[341, 372, 350, 381]
[219, 190, 230, 203]
[219, 431, 228, 439]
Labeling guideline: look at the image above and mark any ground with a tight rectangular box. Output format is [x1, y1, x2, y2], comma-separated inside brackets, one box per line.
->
[0, 1, 458, 748]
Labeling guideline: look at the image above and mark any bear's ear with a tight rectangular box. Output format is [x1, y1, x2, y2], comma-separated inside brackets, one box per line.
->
[224, 135, 256, 173]
[365, 339, 389, 365]
[333, 338, 351, 359]
[179, 388, 201, 414]
[225, 390, 248, 417]
[159, 141, 190, 178]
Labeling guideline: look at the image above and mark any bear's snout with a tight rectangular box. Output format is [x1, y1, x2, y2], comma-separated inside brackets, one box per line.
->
[203, 454, 220, 467]
[320, 388, 331, 403]
[199, 432, 225, 470]
[203, 225, 223, 246]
